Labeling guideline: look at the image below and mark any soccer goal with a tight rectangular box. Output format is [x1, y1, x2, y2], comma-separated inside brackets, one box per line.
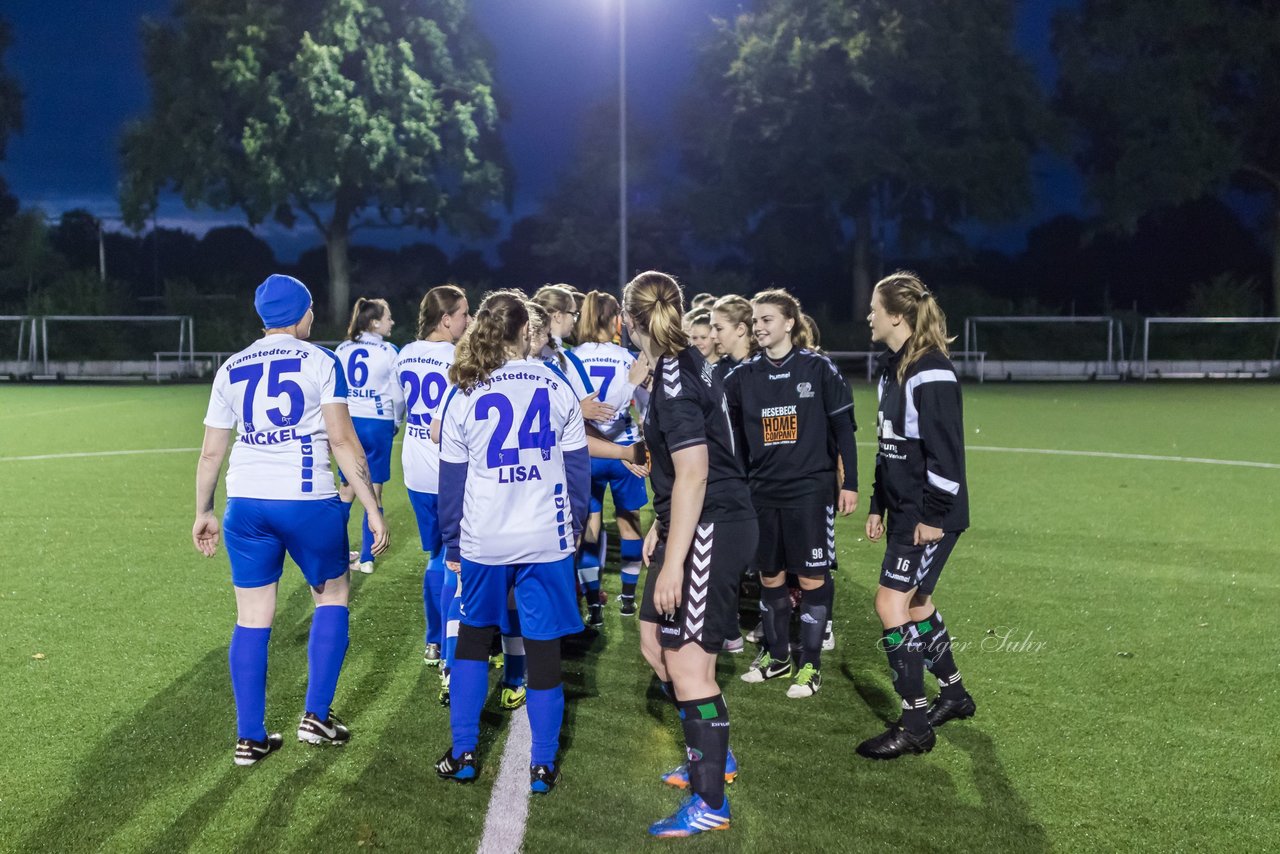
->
[0, 315, 38, 379]
[1141, 317, 1280, 379]
[38, 315, 195, 380]
[963, 316, 1124, 381]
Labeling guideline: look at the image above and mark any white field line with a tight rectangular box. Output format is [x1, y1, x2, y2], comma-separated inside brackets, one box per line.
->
[0, 447, 200, 462]
[477, 705, 532, 854]
[2, 442, 1275, 471]
[855, 441, 1280, 470]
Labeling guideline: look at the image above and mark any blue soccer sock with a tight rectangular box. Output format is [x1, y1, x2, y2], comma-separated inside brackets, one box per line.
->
[229, 625, 271, 742]
[577, 535, 602, 602]
[501, 633, 526, 688]
[304, 605, 350, 721]
[424, 555, 446, 647]
[359, 506, 382, 563]
[620, 537, 642, 598]
[340, 499, 353, 526]
[526, 686, 565, 767]
[449, 658, 490, 756]
[442, 572, 462, 671]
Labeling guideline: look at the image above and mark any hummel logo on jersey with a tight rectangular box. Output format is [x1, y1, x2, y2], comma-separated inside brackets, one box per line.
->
[768, 372, 791, 380]
[796, 381, 814, 398]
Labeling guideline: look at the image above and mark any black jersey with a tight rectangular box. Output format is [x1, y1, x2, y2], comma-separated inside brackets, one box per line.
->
[870, 348, 969, 534]
[644, 347, 754, 529]
[712, 354, 741, 386]
[723, 347, 855, 507]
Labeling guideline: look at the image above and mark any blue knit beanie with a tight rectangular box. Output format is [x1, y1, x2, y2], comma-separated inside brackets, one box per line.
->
[254, 274, 313, 329]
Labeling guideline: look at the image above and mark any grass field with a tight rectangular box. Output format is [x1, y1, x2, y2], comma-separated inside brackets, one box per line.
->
[1, 381, 1277, 852]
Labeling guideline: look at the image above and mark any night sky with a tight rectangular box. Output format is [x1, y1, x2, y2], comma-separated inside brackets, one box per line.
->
[2, 0, 1082, 260]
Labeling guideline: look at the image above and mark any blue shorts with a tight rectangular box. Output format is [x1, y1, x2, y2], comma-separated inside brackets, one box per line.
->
[407, 489, 442, 555]
[341, 417, 395, 485]
[589, 456, 649, 514]
[458, 555, 583, 641]
[223, 497, 349, 589]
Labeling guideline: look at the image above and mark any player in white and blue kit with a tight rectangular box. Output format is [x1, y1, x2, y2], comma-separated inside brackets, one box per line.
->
[395, 285, 469, 671]
[573, 290, 650, 624]
[434, 291, 589, 794]
[193, 274, 388, 766]
[335, 297, 404, 574]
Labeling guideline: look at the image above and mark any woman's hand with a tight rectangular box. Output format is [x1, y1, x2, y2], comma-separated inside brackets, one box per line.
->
[642, 523, 660, 567]
[579, 392, 615, 422]
[837, 489, 859, 516]
[629, 352, 652, 387]
[193, 512, 220, 557]
[913, 523, 943, 546]
[652, 561, 684, 618]
[446, 561, 461, 574]
[866, 513, 884, 542]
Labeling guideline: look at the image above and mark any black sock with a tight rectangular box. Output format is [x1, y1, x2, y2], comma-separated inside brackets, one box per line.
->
[658, 679, 676, 708]
[760, 583, 792, 661]
[883, 623, 929, 733]
[621, 582, 637, 599]
[677, 694, 730, 810]
[798, 576, 833, 669]
[916, 610, 967, 700]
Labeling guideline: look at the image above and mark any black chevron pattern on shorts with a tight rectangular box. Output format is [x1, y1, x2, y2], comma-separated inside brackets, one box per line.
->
[683, 523, 714, 642]
[915, 542, 940, 584]
[825, 504, 836, 563]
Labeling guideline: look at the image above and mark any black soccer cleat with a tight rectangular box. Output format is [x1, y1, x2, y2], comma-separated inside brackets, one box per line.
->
[530, 763, 560, 794]
[587, 603, 605, 628]
[234, 732, 283, 766]
[297, 712, 351, 745]
[927, 693, 976, 728]
[436, 748, 478, 782]
[856, 724, 936, 760]
[617, 595, 637, 617]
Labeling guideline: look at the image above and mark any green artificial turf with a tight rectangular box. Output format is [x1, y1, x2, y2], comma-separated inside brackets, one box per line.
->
[0, 381, 1276, 852]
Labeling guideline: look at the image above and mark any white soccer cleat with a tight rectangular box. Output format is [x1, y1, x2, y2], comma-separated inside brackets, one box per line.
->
[357, 561, 374, 575]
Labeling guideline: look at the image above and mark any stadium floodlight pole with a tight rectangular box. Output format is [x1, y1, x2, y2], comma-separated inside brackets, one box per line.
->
[618, 0, 627, 298]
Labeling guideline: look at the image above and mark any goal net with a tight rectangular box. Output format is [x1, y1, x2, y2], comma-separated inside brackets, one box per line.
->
[1141, 317, 1280, 379]
[963, 316, 1122, 380]
[0, 316, 37, 378]
[39, 315, 194, 379]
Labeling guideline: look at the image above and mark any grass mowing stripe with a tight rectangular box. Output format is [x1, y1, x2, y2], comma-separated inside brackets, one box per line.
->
[477, 706, 531, 854]
[0, 447, 200, 462]
[854, 441, 1280, 469]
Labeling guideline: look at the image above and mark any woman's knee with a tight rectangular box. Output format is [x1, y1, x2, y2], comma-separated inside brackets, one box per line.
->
[311, 571, 350, 607]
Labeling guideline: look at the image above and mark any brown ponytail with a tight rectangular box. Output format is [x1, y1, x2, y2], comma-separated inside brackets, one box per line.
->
[576, 290, 621, 344]
[346, 297, 389, 341]
[450, 289, 530, 392]
[800, 313, 823, 354]
[623, 271, 688, 357]
[526, 300, 567, 371]
[874, 270, 954, 382]
[417, 284, 466, 340]
[752, 288, 807, 348]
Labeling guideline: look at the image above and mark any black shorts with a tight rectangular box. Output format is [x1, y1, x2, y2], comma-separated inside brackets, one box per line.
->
[640, 517, 757, 654]
[879, 531, 961, 594]
[754, 503, 834, 578]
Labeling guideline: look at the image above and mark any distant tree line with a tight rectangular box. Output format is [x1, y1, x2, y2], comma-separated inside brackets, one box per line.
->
[0, 0, 1276, 353]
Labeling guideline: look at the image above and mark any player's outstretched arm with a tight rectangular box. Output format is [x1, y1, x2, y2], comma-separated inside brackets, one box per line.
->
[323, 402, 389, 556]
[193, 426, 232, 557]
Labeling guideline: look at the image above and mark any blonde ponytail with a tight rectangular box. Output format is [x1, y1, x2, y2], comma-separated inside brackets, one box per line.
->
[576, 290, 621, 344]
[874, 271, 954, 382]
[623, 271, 688, 357]
[346, 297, 389, 341]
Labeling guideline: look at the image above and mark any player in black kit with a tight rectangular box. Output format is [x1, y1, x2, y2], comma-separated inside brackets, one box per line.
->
[857, 271, 974, 760]
[625, 271, 757, 838]
[725, 289, 859, 699]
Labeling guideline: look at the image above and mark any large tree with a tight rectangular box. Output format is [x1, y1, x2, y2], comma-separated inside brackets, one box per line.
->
[682, 0, 1051, 331]
[0, 18, 24, 225]
[1055, 0, 1280, 312]
[120, 0, 507, 324]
